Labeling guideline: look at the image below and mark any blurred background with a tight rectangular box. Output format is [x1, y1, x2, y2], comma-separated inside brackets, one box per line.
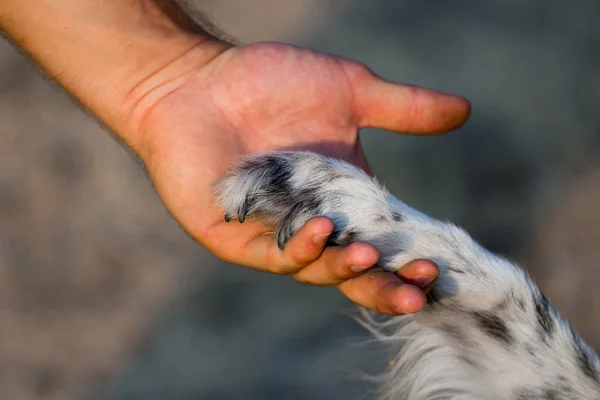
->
[1, 0, 599, 399]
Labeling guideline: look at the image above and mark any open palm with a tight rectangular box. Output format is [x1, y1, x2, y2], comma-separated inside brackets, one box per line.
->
[139, 42, 470, 315]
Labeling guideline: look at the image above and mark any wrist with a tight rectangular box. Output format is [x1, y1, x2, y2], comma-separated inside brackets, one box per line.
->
[1, 0, 232, 153]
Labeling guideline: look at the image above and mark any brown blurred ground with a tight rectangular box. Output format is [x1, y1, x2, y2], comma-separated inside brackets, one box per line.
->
[1, 1, 600, 399]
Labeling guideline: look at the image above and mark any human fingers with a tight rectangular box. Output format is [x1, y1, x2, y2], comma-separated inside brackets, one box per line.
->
[292, 242, 379, 286]
[395, 259, 440, 294]
[239, 216, 335, 274]
[337, 268, 428, 316]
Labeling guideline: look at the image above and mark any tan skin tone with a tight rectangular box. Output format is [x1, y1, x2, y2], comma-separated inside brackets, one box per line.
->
[1, 1, 470, 315]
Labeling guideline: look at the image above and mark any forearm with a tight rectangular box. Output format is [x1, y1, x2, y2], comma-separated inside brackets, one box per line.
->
[0, 0, 231, 152]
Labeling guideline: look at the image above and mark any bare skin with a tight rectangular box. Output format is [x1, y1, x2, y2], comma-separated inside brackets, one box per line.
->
[1, 1, 470, 315]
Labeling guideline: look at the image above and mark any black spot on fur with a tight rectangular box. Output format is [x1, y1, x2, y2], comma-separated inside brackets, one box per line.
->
[457, 355, 481, 369]
[341, 230, 359, 244]
[326, 229, 341, 246]
[544, 389, 560, 400]
[514, 388, 534, 399]
[275, 192, 322, 250]
[472, 311, 513, 345]
[296, 189, 321, 214]
[260, 156, 293, 194]
[514, 388, 564, 400]
[574, 340, 599, 382]
[233, 155, 295, 221]
[534, 292, 555, 338]
[516, 297, 527, 312]
[426, 290, 439, 304]
[554, 380, 574, 398]
[492, 293, 512, 311]
[391, 210, 403, 222]
[441, 324, 470, 348]
[525, 344, 536, 358]
[314, 163, 336, 181]
[376, 214, 387, 223]
[504, 289, 526, 312]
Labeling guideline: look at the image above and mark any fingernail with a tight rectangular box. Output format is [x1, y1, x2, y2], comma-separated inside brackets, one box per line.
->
[395, 301, 416, 315]
[412, 276, 435, 288]
[313, 233, 330, 245]
[351, 264, 371, 273]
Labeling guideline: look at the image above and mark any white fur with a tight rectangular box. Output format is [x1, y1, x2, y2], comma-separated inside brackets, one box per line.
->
[215, 151, 600, 399]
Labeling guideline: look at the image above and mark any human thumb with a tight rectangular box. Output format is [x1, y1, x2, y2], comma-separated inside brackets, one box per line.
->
[345, 63, 471, 135]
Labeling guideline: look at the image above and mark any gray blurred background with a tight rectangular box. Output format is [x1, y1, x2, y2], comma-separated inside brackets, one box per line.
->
[1, 1, 599, 399]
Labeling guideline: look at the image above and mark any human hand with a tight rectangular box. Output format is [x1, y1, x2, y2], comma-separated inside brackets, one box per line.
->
[2, 0, 469, 315]
[135, 42, 470, 315]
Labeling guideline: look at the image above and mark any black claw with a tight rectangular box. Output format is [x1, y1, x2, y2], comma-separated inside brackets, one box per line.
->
[277, 237, 286, 251]
[238, 201, 248, 223]
[276, 228, 289, 251]
[224, 214, 231, 222]
[276, 201, 304, 251]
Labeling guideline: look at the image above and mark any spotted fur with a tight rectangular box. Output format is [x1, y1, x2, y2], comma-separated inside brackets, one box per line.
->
[214, 151, 600, 400]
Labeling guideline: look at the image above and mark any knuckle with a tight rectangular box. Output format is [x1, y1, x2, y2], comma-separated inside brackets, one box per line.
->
[325, 264, 347, 283]
[342, 59, 374, 80]
[333, 259, 354, 280]
[285, 242, 319, 267]
[269, 263, 292, 275]
[286, 251, 308, 266]
[268, 256, 302, 275]
[292, 273, 311, 286]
